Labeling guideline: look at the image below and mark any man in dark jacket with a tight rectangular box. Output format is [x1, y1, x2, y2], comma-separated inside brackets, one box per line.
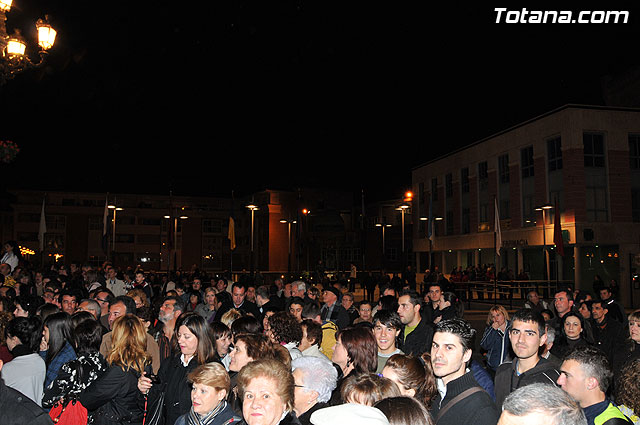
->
[494, 309, 560, 407]
[590, 300, 628, 363]
[320, 287, 350, 329]
[215, 282, 260, 320]
[397, 290, 433, 356]
[430, 318, 499, 425]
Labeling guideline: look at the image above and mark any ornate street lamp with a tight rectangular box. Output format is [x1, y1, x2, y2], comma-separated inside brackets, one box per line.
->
[1, 2, 57, 85]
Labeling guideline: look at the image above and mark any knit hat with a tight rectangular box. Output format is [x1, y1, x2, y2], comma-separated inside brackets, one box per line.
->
[310, 403, 390, 425]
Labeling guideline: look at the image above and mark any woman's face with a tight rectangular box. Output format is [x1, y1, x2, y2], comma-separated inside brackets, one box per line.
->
[331, 336, 349, 371]
[43, 325, 50, 343]
[229, 340, 253, 372]
[13, 303, 28, 318]
[262, 311, 274, 334]
[242, 376, 286, 425]
[134, 296, 143, 309]
[578, 303, 591, 319]
[564, 316, 582, 340]
[359, 304, 372, 321]
[307, 290, 317, 300]
[215, 333, 232, 358]
[630, 320, 640, 343]
[292, 368, 317, 416]
[191, 382, 226, 416]
[491, 310, 505, 327]
[190, 294, 199, 304]
[205, 292, 216, 306]
[177, 325, 199, 358]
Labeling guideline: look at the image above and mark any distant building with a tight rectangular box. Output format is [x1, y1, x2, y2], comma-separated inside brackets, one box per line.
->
[411, 104, 640, 307]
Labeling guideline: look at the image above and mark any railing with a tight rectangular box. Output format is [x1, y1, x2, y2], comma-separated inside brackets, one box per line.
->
[447, 280, 574, 310]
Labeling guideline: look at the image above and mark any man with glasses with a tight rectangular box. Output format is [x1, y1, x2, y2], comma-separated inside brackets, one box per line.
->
[494, 308, 560, 407]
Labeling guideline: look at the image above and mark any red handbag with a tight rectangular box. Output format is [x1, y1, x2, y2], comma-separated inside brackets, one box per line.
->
[48, 398, 88, 425]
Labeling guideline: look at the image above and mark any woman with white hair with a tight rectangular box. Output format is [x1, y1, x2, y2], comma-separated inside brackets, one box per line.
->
[291, 356, 338, 425]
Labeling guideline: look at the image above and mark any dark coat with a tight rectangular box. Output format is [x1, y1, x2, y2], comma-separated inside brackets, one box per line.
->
[494, 357, 560, 407]
[145, 354, 199, 425]
[0, 378, 53, 425]
[298, 402, 329, 425]
[321, 303, 350, 330]
[237, 411, 301, 425]
[216, 300, 261, 320]
[590, 316, 628, 362]
[430, 372, 499, 425]
[399, 318, 433, 357]
[79, 364, 144, 425]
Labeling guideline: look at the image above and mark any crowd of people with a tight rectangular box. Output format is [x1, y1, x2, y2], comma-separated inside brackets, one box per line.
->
[0, 238, 638, 425]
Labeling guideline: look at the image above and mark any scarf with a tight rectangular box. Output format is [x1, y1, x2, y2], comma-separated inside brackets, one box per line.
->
[187, 400, 228, 425]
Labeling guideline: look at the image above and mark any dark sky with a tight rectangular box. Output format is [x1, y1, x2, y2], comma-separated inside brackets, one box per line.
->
[1, 1, 639, 201]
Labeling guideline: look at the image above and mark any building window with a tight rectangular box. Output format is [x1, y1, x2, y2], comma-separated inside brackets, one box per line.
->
[203, 219, 222, 234]
[586, 174, 609, 222]
[478, 161, 488, 191]
[462, 208, 470, 234]
[584, 133, 605, 168]
[137, 234, 161, 245]
[548, 137, 563, 171]
[446, 210, 454, 235]
[431, 178, 438, 201]
[500, 199, 510, 219]
[461, 168, 469, 193]
[445, 174, 453, 198]
[479, 202, 488, 223]
[46, 215, 66, 231]
[521, 146, 534, 178]
[630, 134, 640, 169]
[499, 154, 510, 183]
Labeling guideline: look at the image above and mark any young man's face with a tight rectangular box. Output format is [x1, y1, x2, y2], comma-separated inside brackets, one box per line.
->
[509, 320, 546, 360]
[429, 286, 442, 303]
[554, 292, 573, 316]
[374, 320, 400, 353]
[557, 359, 588, 406]
[397, 295, 418, 325]
[431, 331, 471, 385]
[289, 303, 303, 322]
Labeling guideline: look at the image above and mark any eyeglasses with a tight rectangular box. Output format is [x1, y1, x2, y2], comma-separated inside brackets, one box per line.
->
[294, 384, 306, 388]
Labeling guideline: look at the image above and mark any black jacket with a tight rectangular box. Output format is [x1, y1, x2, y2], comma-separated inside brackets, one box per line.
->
[494, 357, 560, 407]
[590, 316, 628, 362]
[321, 303, 350, 330]
[80, 364, 144, 425]
[430, 372, 499, 425]
[399, 318, 433, 357]
[145, 354, 199, 425]
[216, 300, 261, 321]
[0, 378, 53, 425]
[298, 402, 328, 425]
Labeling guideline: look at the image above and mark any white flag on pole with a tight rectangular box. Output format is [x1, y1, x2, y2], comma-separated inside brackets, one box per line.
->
[38, 197, 47, 251]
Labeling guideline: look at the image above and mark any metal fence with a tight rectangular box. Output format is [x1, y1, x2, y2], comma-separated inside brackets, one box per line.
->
[449, 280, 574, 310]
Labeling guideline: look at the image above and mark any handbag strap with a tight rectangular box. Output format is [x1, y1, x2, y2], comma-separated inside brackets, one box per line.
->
[436, 386, 484, 423]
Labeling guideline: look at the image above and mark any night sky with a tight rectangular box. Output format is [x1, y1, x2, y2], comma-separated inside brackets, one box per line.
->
[1, 1, 639, 202]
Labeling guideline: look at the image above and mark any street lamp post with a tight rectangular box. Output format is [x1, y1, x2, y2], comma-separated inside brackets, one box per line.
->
[164, 210, 188, 271]
[535, 203, 554, 282]
[375, 222, 391, 269]
[302, 208, 310, 273]
[280, 218, 297, 276]
[108, 205, 123, 263]
[247, 204, 259, 276]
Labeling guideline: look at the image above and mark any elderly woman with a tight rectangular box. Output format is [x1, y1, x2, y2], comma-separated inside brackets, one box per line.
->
[174, 362, 241, 425]
[291, 356, 338, 425]
[236, 358, 298, 425]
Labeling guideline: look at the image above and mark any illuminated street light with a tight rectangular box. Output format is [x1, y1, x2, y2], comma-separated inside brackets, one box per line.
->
[280, 218, 297, 274]
[535, 203, 554, 281]
[247, 204, 259, 274]
[1, 7, 57, 85]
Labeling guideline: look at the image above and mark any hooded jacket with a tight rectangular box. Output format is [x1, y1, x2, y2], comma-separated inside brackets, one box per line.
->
[494, 356, 560, 407]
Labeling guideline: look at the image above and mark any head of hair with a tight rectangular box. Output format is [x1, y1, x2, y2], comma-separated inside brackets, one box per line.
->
[72, 318, 103, 355]
[554, 289, 574, 302]
[560, 311, 586, 340]
[287, 296, 305, 309]
[231, 315, 263, 336]
[234, 332, 281, 362]
[384, 353, 437, 408]
[615, 358, 640, 415]
[441, 292, 464, 318]
[563, 345, 612, 393]
[378, 295, 399, 313]
[70, 310, 96, 329]
[373, 309, 403, 331]
[43, 311, 73, 365]
[501, 383, 586, 425]
[108, 314, 151, 374]
[78, 298, 102, 318]
[135, 305, 154, 324]
[236, 358, 294, 413]
[211, 321, 231, 341]
[335, 326, 378, 374]
[486, 305, 510, 326]
[400, 290, 421, 307]
[14, 295, 42, 317]
[162, 295, 186, 315]
[374, 396, 432, 425]
[0, 311, 12, 345]
[269, 311, 303, 344]
[174, 312, 217, 364]
[187, 290, 202, 304]
[291, 356, 338, 403]
[434, 318, 476, 353]
[340, 373, 402, 406]
[301, 319, 322, 346]
[7, 316, 42, 353]
[216, 291, 231, 306]
[110, 295, 137, 315]
[292, 281, 306, 293]
[36, 302, 60, 320]
[546, 325, 557, 344]
[220, 308, 242, 328]
[511, 308, 546, 336]
[187, 362, 231, 396]
[126, 288, 149, 307]
[302, 302, 321, 320]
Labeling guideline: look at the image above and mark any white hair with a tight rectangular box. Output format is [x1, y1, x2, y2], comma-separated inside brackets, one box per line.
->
[292, 356, 338, 403]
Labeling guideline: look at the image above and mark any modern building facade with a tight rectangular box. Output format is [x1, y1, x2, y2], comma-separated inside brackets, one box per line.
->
[411, 105, 640, 308]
